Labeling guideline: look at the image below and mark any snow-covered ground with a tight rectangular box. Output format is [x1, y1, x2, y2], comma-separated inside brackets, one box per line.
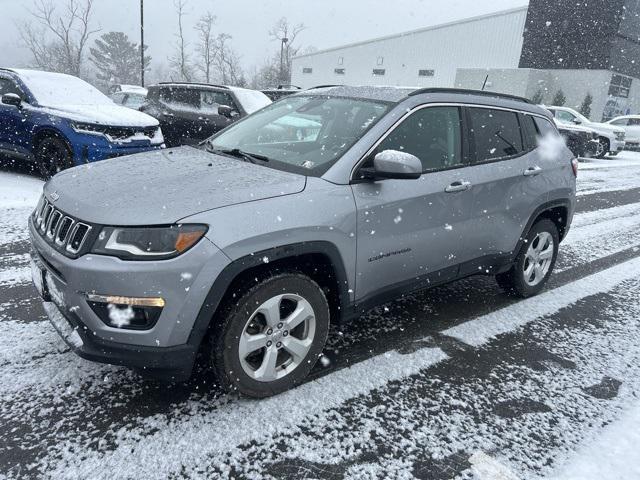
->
[1, 153, 640, 479]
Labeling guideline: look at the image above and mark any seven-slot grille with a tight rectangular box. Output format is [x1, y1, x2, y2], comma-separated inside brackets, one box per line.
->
[33, 195, 92, 256]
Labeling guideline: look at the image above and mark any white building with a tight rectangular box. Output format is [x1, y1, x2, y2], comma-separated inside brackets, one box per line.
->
[291, 3, 640, 122]
[291, 7, 528, 89]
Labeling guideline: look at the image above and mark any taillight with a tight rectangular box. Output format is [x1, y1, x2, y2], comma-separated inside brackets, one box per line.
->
[571, 158, 579, 177]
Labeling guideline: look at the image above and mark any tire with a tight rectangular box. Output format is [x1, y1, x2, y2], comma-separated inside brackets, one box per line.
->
[496, 219, 560, 298]
[34, 135, 74, 179]
[211, 273, 330, 398]
[595, 137, 610, 159]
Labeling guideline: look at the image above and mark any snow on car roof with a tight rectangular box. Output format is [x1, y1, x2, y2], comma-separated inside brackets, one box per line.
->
[7, 68, 112, 107]
[298, 85, 416, 103]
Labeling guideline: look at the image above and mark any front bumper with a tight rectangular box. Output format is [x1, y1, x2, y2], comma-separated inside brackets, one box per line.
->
[29, 216, 230, 379]
[610, 139, 626, 153]
[74, 142, 164, 164]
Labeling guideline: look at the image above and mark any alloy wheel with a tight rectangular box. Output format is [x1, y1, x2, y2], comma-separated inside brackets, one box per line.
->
[238, 293, 316, 382]
[523, 231, 554, 286]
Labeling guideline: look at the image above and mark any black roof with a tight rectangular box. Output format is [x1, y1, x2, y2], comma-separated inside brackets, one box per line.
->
[155, 82, 230, 90]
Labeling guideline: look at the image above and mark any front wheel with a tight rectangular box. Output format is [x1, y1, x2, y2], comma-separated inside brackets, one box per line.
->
[595, 137, 610, 159]
[212, 273, 330, 398]
[496, 219, 559, 298]
[34, 135, 74, 179]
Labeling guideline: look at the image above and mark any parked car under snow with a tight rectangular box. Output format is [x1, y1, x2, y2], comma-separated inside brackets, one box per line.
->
[0, 68, 164, 177]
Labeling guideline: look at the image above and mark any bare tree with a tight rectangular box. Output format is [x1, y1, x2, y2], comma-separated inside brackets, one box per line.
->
[269, 17, 305, 84]
[194, 12, 216, 83]
[169, 0, 193, 81]
[213, 34, 244, 85]
[19, 0, 99, 77]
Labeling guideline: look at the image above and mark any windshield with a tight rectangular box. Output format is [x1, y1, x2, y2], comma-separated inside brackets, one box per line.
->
[232, 88, 272, 114]
[206, 95, 391, 176]
[17, 69, 112, 107]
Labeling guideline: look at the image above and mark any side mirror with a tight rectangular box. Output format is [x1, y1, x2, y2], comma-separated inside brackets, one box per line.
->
[572, 118, 582, 125]
[218, 105, 239, 118]
[371, 150, 422, 180]
[1, 93, 22, 108]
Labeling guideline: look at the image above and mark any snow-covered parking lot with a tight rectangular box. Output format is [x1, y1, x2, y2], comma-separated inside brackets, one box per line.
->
[1, 154, 640, 479]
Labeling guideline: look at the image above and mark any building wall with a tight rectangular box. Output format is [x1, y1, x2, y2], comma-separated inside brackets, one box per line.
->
[455, 68, 640, 121]
[291, 8, 527, 89]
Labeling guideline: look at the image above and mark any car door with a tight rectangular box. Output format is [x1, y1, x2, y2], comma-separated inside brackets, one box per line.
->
[200, 90, 237, 137]
[351, 105, 474, 302]
[459, 107, 549, 276]
[626, 118, 640, 144]
[0, 77, 28, 156]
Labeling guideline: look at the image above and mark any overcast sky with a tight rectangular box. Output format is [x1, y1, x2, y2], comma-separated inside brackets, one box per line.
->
[0, 0, 528, 74]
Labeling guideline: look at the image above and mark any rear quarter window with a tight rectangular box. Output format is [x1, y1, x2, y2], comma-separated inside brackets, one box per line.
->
[533, 116, 559, 137]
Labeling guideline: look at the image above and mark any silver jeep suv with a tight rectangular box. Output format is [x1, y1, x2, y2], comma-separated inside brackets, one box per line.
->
[29, 86, 577, 398]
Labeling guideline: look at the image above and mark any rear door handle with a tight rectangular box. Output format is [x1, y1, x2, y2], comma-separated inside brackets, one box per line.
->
[523, 166, 542, 177]
[445, 180, 472, 193]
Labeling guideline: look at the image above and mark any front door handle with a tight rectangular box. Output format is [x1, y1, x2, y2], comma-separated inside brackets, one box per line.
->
[523, 166, 542, 177]
[445, 180, 472, 193]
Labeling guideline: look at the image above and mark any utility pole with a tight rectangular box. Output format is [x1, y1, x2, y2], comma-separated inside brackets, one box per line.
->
[140, 0, 145, 87]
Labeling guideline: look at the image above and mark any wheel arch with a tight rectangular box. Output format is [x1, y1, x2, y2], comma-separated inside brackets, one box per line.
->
[31, 126, 74, 156]
[515, 200, 572, 256]
[187, 241, 351, 350]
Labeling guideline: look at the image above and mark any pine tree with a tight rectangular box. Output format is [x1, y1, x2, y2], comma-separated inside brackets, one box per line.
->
[90, 32, 151, 87]
[579, 93, 593, 119]
[530, 89, 544, 104]
[552, 89, 567, 107]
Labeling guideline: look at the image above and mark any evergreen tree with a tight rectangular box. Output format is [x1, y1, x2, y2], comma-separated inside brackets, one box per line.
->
[90, 32, 151, 86]
[530, 89, 544, 104]
[552, 89, 567, 106]
[579, 93, 593, 118]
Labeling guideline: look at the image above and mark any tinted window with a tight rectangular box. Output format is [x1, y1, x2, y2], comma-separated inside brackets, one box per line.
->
[201, 91, 237, 113]
[521, 114, 539, 150]
[373, 106, 463, 172]
[469, 108, 523, 161]
[629, 118, 640, 126]
[160, 87, 199, 109]
[533, 117, 558, 137]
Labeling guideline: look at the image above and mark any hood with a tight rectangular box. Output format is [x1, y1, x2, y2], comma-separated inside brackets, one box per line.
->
[36, 103, 159, 127]
[45, 146, 307, 225]
[585, 121, 624, 135]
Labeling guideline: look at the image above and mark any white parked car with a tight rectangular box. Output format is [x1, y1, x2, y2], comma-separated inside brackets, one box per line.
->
[607, 115, 640, 151]
[543, 105, 626, 158]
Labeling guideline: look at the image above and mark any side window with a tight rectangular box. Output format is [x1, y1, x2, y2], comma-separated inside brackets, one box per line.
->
[0, 78, 23, 98]
[555, 110, 576, 124]
[610, 118, 629, 126]
[201, 91, 238, 114]
[468, 108, 524, 161]
[373, 106, 463, 172]
[111, 92, 126, 105]
[160, 88, 199, 110]
[520, 114, 539, 150]
[629, 118, 640, 126]
[533, 116, 558, 138]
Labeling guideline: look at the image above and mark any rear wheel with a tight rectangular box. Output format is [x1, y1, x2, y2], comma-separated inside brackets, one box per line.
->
[496, 219, 559, 298]
[34, 135, 74, 179]
[212, 273, 330, 398]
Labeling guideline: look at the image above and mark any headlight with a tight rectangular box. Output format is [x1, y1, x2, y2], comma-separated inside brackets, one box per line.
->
[70, 122, 107, 136]
[91, 224, 208, 260]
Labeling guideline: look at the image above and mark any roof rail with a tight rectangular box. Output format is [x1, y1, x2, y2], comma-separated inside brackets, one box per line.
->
[409, 88, 532, 104]
[306, 84, 345, 90]
[157, 81, 230, 89]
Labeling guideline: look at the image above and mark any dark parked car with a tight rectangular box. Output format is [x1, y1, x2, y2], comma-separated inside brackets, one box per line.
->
[555, 121, 599, 158]
[261, 85, 302, 101]
[140, 83, 271, 147]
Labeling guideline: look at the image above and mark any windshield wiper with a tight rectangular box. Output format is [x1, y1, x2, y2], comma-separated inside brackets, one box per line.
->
[208, 146, 270, 164]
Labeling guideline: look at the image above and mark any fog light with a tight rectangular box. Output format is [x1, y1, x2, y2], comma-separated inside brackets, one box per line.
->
[86, 294, 164, 330]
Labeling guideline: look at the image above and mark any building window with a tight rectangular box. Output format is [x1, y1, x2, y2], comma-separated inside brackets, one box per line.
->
[419, 69, 435, 77]
[302, 67, 313, 74]
[338, 56, 344, 65]
[334, 68, 346, 75]
[609, 74, 632, 98]
[377, 56, 384, 66]
[372, 69, 386, 76]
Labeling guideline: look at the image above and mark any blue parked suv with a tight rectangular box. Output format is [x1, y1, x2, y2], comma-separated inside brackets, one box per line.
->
[0, 68, 164, 177]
